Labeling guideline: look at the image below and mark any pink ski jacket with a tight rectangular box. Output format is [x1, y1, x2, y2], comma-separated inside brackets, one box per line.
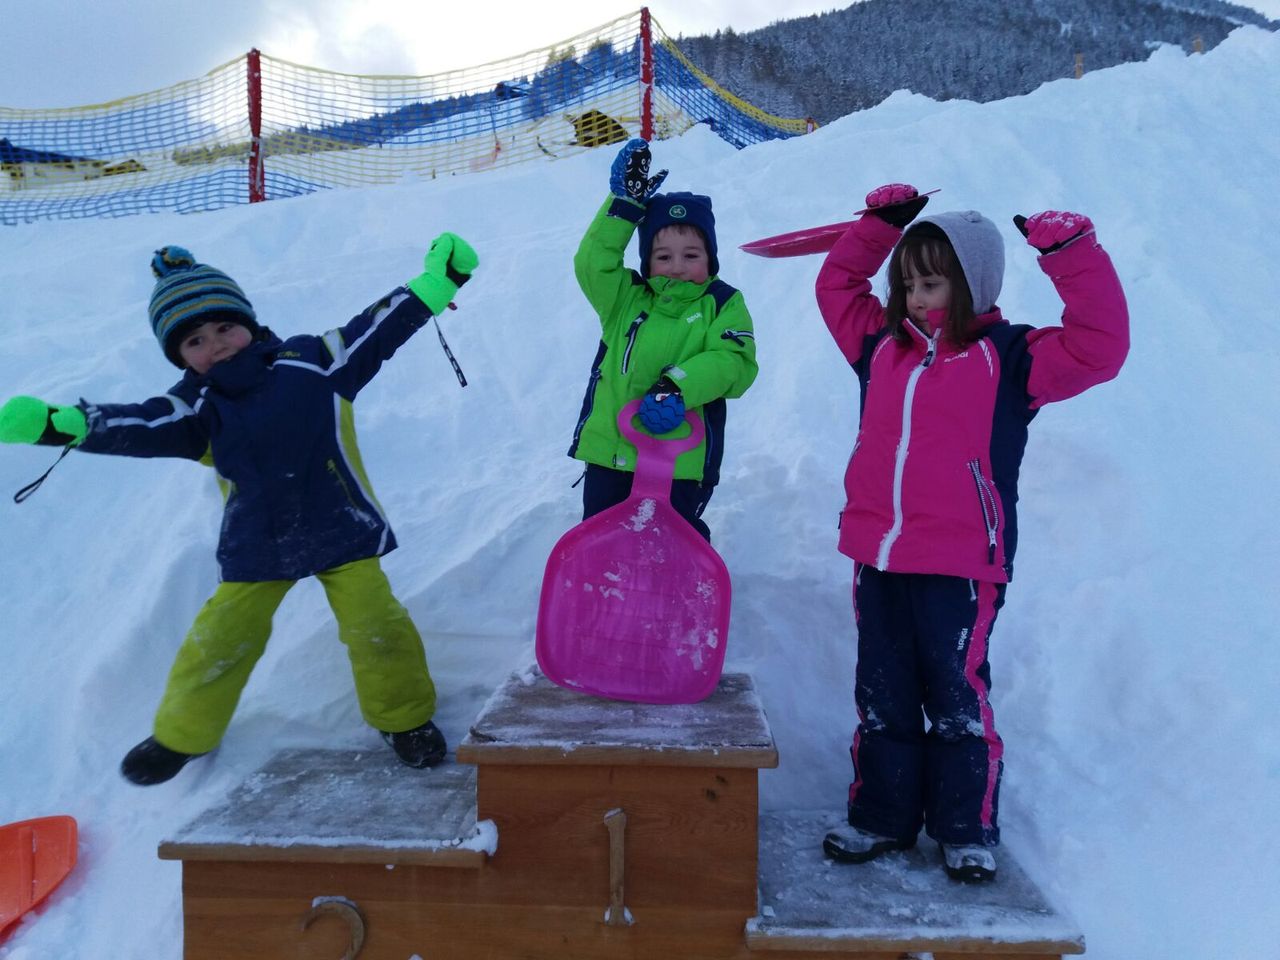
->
[815, 213, 1128, 583]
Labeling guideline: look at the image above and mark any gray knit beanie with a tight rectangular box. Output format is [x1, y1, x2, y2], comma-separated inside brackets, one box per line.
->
[905, 211, 1005, 314]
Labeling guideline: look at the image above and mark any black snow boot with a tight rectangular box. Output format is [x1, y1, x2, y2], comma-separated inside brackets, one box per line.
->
[381, 720, 447, 769]
[120, 736, 205, 786]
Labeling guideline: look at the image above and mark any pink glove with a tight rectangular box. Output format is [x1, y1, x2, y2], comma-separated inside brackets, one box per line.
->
[863, 183, 928, 227]
[1015, 210, 1094, 253]
[865, 183, 918, 208]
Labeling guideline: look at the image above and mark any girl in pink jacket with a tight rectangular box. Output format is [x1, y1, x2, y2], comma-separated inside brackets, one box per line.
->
[815, 183, 1128, 882]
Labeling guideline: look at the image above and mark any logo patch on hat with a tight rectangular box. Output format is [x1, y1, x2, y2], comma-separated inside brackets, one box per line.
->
[669, 204, 687, 219]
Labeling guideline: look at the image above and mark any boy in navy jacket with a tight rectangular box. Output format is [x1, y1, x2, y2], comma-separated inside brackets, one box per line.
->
[0, 233, 478, 784]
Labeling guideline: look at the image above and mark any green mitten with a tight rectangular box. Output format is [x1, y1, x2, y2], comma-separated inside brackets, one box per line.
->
[0, 396, 88, 446]
[407, 232, 479, 316]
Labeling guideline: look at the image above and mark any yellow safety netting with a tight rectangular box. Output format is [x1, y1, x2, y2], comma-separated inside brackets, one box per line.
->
[0, 10, 811, 225]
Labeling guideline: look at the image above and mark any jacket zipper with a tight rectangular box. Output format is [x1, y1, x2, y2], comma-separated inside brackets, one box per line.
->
[968, 459, 1000, 564]
[327, 458, 360, 510]
[620, 312, 648, 374]
[875, 335, 937, 569]
[571, 368, 602, 450]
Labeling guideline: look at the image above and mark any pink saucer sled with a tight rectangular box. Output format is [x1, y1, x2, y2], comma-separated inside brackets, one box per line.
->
[535, 399, 731, 704]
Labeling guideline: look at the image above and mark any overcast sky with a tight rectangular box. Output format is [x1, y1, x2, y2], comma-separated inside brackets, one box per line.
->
[2, 0, 1277, 109]
[0, 1, 837, 108]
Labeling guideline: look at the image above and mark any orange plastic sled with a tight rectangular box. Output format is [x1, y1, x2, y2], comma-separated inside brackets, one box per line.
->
[0, 816, 78, 942]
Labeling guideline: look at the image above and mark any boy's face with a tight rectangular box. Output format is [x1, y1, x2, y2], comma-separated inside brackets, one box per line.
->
[177, 319, 253, 374]
[648, 226, 710, 284]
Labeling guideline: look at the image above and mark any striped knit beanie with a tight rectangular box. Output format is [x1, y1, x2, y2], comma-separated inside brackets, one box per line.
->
[149, 246, 258, 367]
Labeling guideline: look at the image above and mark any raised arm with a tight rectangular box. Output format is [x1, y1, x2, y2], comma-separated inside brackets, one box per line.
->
[321, 232, 478, 399]
[1015, 212, 1130, 407]
[815, 183, 928, 366]
[573, 139, 668, 324]
[76, 393, 208, 460]
[574, 196, 645, 324]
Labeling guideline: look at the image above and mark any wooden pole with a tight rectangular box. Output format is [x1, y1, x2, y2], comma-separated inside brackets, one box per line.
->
[1074, 52, 1084, 79]
[247, 49, 265, 203]
[1193, 36, 1204, 53]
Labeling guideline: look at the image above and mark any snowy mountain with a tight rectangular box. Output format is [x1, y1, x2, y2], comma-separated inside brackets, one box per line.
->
[672, 0, 1279, 122]
[1, 24, 1278, 960]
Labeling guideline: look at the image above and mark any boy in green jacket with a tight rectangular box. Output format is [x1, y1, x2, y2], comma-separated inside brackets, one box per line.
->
[569, 139, 758, 541]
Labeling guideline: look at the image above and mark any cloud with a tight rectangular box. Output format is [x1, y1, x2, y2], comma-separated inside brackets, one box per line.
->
[1, 0, 276, 107]
[1, 0, 660, 106]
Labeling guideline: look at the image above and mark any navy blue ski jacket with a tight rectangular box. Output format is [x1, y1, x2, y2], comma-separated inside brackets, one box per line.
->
[77, 288, 432, 582]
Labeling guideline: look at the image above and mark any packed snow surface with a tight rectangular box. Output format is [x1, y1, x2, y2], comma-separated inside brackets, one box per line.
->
[2, 28, 1278, 959]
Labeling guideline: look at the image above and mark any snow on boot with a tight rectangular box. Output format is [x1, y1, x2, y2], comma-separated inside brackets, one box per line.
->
[823, 825, 915, 863]
[940, 843, 997, 883]
[120, 736, 204, 786]
[381, 720, 447, 769]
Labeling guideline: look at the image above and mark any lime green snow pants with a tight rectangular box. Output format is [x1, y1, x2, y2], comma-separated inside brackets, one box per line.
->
[153, 556, 436, 755]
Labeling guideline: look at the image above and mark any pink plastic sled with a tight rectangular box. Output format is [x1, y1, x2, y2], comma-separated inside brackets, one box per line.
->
[536, 399, 731, 704]
[739, 190, 940, 258]
[739, 220, 855, 258]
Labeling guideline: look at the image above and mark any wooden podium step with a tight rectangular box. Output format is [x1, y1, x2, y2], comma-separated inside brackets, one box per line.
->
[157, 676, 1086, 959]
[457, 669, 779, 767]
[747, 811, 1085, 959]
[453, 670, 779, 957]
[159, 747, 487, 865]
[158, 672, 783, 959]
[159, 747, 489, 959]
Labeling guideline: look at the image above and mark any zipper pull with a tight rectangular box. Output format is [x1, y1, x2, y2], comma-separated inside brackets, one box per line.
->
[922, 334, 938, 368]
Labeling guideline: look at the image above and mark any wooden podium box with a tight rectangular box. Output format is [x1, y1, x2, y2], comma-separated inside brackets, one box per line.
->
[158, 670, 1082, 959]
[159, 670, 779, 959]
[454, 670, 779, 957]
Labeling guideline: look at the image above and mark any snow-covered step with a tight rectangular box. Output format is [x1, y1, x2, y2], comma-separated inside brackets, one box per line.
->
[457, 668, 780, 768]
[748, 810, 1084, 958]
[159, 746, 489, 866]
[158, 748, 490, 959]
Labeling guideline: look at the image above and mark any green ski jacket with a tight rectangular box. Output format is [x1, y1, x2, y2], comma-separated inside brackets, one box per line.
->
[569, 196, 758, 483]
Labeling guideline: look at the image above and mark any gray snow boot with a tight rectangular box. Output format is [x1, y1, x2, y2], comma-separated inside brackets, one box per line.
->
[823, 825, 915, 863]
[940, 843, 997, 883]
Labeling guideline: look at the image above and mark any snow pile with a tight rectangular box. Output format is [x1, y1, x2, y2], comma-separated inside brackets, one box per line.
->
[1, 27, 1278, 959]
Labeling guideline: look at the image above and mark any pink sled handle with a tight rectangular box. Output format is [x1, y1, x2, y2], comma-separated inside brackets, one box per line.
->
[617, 398, 704, 501]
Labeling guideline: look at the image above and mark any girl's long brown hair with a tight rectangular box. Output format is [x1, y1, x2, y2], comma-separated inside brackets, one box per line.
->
[885, 223, 979, 348]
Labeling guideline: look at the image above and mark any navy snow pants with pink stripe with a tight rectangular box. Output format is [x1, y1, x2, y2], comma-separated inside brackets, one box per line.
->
[847, 563, 1006, 846]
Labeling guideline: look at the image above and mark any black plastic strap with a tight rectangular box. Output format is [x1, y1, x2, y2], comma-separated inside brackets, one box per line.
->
[14, 445, 72, 503]
[432, 313, 467, 387]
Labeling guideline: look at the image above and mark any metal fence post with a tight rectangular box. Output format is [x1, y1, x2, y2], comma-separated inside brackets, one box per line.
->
[247, 49, 265, 202]
[640, 8, 654, 141]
